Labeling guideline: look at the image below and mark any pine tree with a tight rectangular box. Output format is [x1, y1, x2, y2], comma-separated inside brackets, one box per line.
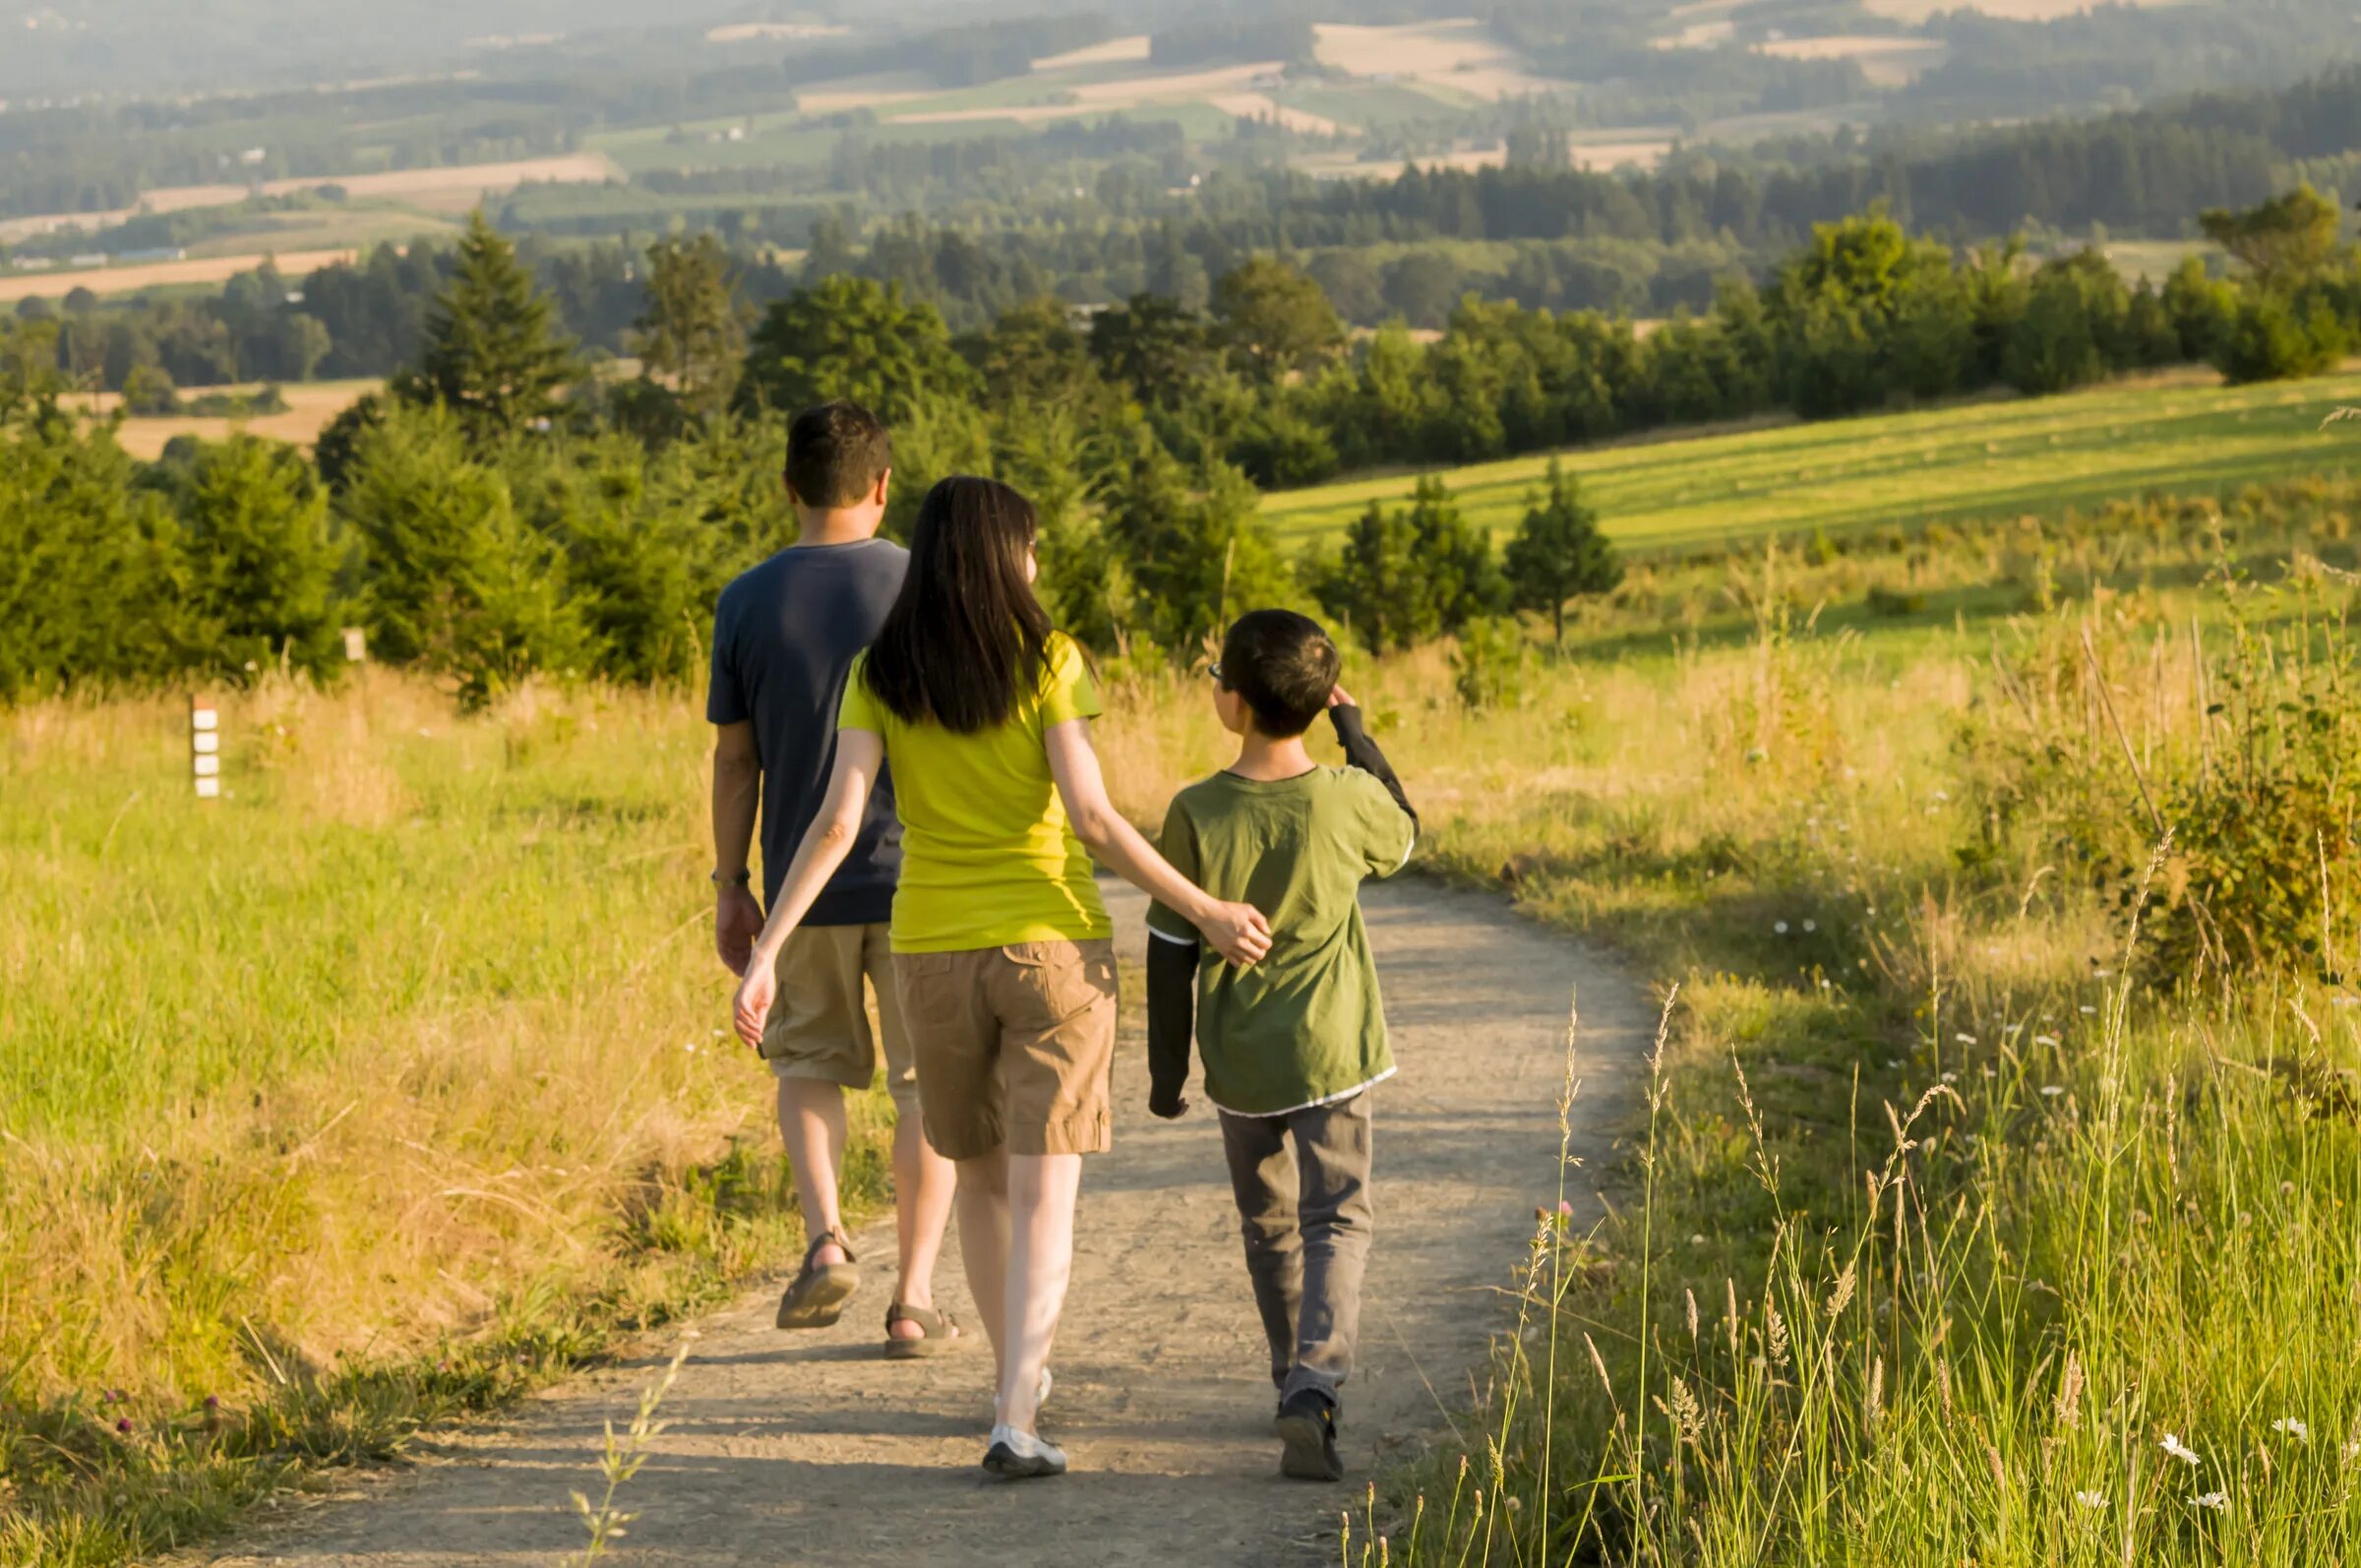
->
[631, 234, 747, 422]
[1504, 459, 1620, 645]
[174, 434, 343, 678]
[1313, 501, 1432, 655]
[405, 211, 579, 444]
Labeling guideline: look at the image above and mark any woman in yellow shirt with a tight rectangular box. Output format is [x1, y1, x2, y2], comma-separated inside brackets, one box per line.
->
[733, 475, 1270, 1479]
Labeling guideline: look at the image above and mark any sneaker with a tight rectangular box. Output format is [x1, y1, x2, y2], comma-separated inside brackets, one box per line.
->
[1274, 1388, 1344, 1482]
[983, 1423, 1068, 1479]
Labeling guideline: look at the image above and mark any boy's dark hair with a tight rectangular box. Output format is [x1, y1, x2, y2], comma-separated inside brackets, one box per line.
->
[784, 400, 891, 509]
[1218, 609, 1340, 739]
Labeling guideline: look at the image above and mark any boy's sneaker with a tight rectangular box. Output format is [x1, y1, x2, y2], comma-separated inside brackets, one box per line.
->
[1275, 1388, 1344, 1481]
[983, 1423, 1067, 1479]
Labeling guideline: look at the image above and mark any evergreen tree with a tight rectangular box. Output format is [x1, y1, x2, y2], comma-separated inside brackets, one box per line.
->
[1100, 446, 1293, 653]
[172, 435, 343, 678]
[1404, 475, 1504, 633]
[1313, 500, 1432, 655]
[631, 233, 748, 423]
[404, 211, 580, 444]
[342, 402, 584, 706]
[1504, 459, 1621, 645]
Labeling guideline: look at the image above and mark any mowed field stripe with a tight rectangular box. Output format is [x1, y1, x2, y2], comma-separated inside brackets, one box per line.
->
[1262, 370, 2361, 553]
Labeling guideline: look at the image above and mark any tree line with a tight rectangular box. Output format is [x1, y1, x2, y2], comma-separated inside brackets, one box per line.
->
[8, 186, 2359, 704]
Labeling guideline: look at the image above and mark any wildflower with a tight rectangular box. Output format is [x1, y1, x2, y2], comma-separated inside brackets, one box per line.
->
[115, 1417, 132, 1434]
[1954, 1033, 1975, 1045]
[2034, 1034, 2061, 1047]
[1802, 919, 1817, 933]
[2190, 1491, 2227, 1511]
[204, 1394, 219, 1410]
[2333, 995, 2360, 1009]
[2160, 1433, 2200, 1466]
[1689, 1234, 1707, 1246]
[1505, 1496, 1523, 1513]
[2040, 1084, 2065, 1098]
[2074, 1490, 2106, 1510]
[2004, 1023, 2024, 1036]
[2273, 1417, 2309, 1443]
[1775, 921, 1789, 935]
[1942, 1071, 1958, 1084]
[2079, 1005, 2098, 1015]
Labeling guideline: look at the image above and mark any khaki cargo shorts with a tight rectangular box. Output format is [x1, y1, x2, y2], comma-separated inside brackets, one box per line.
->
[892, 939, 1118, 1161]
[759, 923, 919, 1115]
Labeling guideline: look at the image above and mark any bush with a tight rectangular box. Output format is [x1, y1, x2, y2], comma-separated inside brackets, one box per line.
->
[2213, 291, 2349, 385]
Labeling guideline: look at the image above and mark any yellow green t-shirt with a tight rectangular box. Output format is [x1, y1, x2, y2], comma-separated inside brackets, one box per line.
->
[837, 632, 1113, 953]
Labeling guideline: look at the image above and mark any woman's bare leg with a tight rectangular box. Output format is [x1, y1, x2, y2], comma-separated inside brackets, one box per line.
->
[998, 1151, 1081, 1434]
[954, 1149, 1011, 1384]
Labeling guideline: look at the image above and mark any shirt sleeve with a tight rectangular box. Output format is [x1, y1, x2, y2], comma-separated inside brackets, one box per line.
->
[837, 654, 882, 734]
[705, 592, 748, 726]
[1038, 633, 1103, 729]
[1357, 771, 1417, 879]
[1145, 796, 1200, 943]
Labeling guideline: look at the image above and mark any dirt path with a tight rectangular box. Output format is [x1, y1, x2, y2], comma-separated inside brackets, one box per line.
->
[212, 879, 1650, 1568]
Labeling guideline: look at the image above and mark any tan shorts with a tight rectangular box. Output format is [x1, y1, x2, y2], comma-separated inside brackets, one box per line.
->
[759, 923, 918, 1115]
[892, 939, 1118, 1161]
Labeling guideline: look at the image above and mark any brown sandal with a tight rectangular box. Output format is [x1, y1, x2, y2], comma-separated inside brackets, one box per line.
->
[775, 1230, 860, 1330]
[882, 1300, 965, 1359]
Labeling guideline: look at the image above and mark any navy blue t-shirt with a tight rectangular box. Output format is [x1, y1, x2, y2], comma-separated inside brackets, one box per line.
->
[707, 538, 906, 926]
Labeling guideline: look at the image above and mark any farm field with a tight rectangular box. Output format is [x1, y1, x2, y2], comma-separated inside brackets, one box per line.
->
[0, 155, 621, 245]
[0, 248, 358, 304]
[67, 381, 381, 458]
[1262, 368, 2361, 552]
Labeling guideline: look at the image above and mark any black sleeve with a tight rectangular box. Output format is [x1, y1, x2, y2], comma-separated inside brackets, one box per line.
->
[1146, 934, 1199, 1119]
[1329, 704, 1417, 826]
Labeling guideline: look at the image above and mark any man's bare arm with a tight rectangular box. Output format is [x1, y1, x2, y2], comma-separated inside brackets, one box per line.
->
[712, 721, 763, 974]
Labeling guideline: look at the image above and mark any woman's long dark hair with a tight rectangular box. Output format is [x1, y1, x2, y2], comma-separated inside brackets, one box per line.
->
[862, 476, 1052, 734]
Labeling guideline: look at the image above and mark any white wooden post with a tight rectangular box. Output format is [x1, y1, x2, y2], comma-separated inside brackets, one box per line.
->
[191, 695, 220, 800]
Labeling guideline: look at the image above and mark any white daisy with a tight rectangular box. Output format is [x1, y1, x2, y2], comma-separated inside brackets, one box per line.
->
[2190, 1491, 2227, 1511]
[2273, 1417, 2309, 1442]
[2160, 1433, 2200, 1466]
[2074, 1490, 2106, 1511]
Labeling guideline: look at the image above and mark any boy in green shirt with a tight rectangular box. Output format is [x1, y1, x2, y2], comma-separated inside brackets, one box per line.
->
[1146, 609, 1417, 1482]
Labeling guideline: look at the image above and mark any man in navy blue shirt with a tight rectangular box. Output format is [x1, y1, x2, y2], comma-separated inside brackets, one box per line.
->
[709, 402, 960, 1357]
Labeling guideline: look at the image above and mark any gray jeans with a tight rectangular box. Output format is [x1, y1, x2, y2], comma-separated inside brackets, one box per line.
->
[1217, 1090, 1375, 1406]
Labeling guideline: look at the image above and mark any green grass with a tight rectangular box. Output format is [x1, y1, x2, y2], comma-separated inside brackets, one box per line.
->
[1265, 370, 2361, 554]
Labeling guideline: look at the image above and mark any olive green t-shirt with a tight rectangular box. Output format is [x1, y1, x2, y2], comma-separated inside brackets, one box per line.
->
[838, 632, 1113, 953]
[1146, 766, 1416, 1116]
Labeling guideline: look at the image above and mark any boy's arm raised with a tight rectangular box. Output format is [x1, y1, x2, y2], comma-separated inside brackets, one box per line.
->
[1328, 691, 1418, 827]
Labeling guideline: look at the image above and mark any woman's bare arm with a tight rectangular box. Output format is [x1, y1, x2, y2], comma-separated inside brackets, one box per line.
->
[731, 729, 885, 1045]
[1044, 718, 1272, 966]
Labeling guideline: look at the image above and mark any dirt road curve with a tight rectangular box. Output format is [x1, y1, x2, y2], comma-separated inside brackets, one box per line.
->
[212, 878, 1648, 1568]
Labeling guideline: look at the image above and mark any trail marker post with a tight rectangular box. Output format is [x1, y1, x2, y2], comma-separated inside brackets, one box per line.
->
[191, 695, 220, 800]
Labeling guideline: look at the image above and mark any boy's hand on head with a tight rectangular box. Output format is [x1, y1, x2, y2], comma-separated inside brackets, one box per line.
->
[1327, 685, 1356, 709]
[1202, 900, 1273, 966]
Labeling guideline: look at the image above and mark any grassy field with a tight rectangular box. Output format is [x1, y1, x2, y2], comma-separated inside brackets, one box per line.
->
[1262, 369, 2361, 553]
[1120, 474, 2361, 1561]
[11, 462, 2361, 1561]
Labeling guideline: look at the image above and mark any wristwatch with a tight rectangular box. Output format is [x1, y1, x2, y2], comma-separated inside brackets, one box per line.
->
[710, 869, 752, 888]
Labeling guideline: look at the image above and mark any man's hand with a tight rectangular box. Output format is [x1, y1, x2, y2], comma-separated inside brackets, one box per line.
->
[715, 885, 763, 976]
[732, 959, 778, 1051]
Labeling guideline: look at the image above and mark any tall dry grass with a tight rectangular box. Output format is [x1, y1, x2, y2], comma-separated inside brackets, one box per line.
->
[0, 672, 901, 1565]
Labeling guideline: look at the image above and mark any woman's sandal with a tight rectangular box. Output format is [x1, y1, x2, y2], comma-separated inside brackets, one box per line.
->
[882, 1300, 966, 1359]
[775, 1230, 860, 1330]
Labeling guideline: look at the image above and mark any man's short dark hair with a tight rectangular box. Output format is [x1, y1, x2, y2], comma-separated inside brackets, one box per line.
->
[785, 400, 891, 509]
[1218, 609, 1340, 739]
